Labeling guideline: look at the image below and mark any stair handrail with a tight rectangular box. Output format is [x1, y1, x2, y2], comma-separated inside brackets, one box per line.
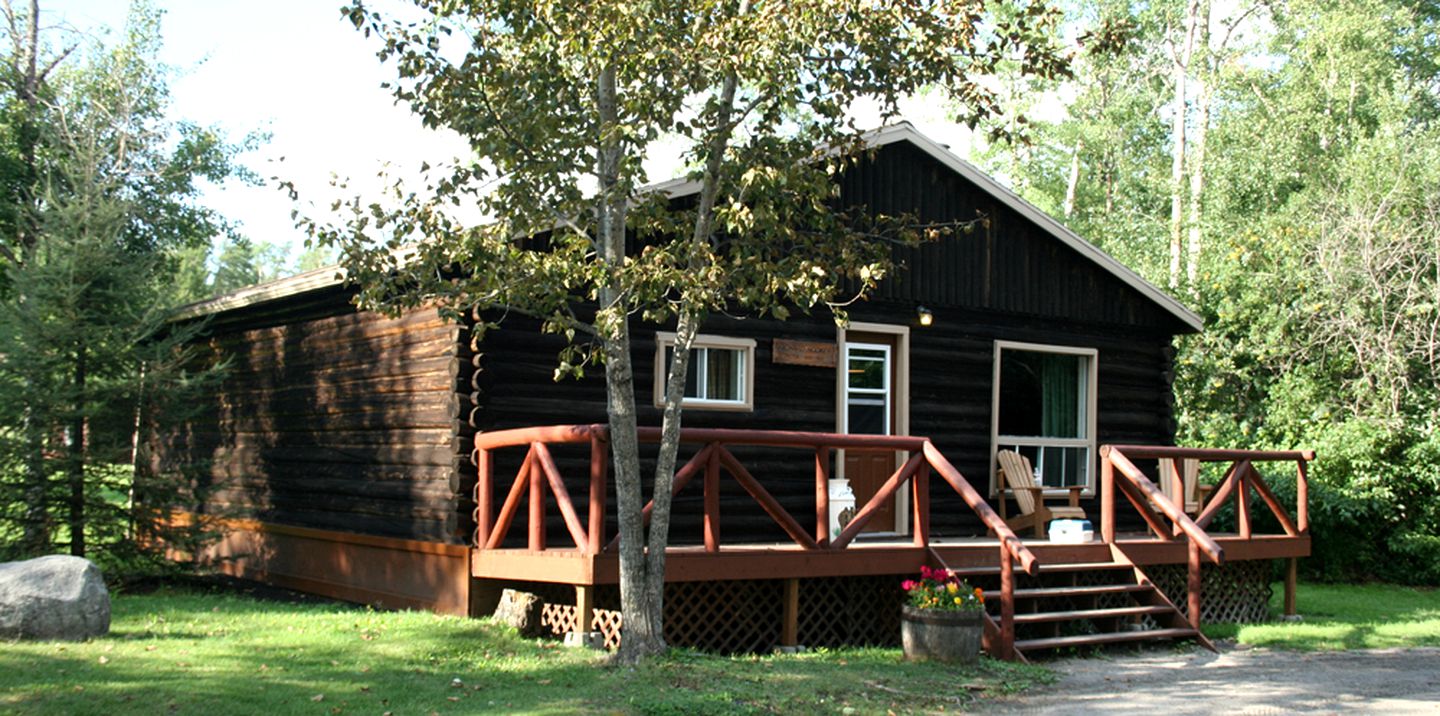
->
[1100, 445, 1224, 565]
[921, 442, 1036, 574]
[922, 441, 1035, 661]
[1102, 444, 1226, 632]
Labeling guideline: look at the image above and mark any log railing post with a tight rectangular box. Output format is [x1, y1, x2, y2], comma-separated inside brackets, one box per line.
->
[1236, 464, 1252, 539]
[1285, 557, 1298, 616]
[782, 578, 800, 647]
[1101, 449, 1116, 543]
[587, 433, 608, 555]
[576, 584, 596, 633]
[704, 445, 721, 552]
[1169, 460, 1185, 538]
[815, 447, 830, 547]
[913, 463, 930, 548]
[476, 447, 492, 548]
[1187, 540, 1202, 630]
[1296, 459, 1309, 534]
[999, 543, 1015, 661]
[529, 443, 546, 551]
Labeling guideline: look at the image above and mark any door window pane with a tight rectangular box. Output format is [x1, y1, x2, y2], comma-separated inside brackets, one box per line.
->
[848, 398, 887, 435]
[848, 350, 887, 390]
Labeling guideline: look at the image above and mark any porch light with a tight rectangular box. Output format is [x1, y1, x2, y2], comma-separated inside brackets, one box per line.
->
[917, 306, 934, 327]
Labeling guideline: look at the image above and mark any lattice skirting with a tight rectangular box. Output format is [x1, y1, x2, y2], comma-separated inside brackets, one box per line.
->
[1145, 560, 1275, 624]
[525, 576, 903, 653]
[518, 562, 1273, 652]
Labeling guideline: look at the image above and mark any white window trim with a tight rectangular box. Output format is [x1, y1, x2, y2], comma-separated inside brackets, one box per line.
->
[653, 332, 756, 412]
[989, 340, 1099, 498]
[835, 322, 911, 535]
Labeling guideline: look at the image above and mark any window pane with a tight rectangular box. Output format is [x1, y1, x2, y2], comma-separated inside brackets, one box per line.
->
[998, 350, 1085, 439]
[848, 359, 885, 390]
[705, 348, 741, 401]
[1039, 446, 1088, 488]
[1039, 354, 1082, 439]
[847, 398, 887, 435]
[664, 346, 701, 399]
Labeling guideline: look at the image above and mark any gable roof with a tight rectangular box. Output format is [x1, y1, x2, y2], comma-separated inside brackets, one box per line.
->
[176, 123, 1202, 332]
[866, 124, 1201, 332]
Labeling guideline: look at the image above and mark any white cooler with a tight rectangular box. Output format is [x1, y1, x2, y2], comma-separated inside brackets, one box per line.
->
[1049, 519, 1094, 544]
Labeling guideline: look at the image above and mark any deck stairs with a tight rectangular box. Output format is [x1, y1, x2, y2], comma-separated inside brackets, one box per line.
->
[950, 547, 1216, 661]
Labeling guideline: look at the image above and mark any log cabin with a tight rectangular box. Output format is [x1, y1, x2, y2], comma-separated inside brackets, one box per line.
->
[155, 124, 1311, 660]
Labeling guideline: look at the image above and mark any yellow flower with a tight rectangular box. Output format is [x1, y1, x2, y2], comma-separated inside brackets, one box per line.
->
[953, 597, 962, 605]
[946, 582, 958, 594]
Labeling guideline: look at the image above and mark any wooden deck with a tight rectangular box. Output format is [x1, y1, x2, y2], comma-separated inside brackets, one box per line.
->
[468, 425, 1313, 659]
[472, 532, 1310, 584]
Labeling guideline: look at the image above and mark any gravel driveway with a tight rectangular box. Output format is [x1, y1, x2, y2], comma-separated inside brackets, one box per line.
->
[982, 645, 1440, 714]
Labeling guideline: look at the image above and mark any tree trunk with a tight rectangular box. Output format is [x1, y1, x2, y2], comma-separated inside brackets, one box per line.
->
[12, 0, 48, 553]
[68, 343, 86, 557]
[594, 63, 665, 665]
[1063, 139, 1083, 219]
[1102, 151, 1115, 216]
[20, 408, 48, 553]
[635, 62, 742, 659]
[1187, 74, 1209, 294]
[1186, 0, 1212, 295]
[128, 362, 147, 541]
[9, 0, 41, 261]
[1169, 0, 1200, 291]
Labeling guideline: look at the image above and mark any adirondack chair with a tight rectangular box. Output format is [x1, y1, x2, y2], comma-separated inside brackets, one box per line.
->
[1156, 457, 1213, 516]
[995, 449, 1086, 538]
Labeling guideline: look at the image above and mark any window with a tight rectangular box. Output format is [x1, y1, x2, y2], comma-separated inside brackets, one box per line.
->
[991, 341, 1098, 493]
[844, 343, 891, 435]
[654, 333, 755, 410]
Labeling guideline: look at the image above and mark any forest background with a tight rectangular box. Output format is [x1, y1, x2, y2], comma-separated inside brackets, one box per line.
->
[1, 0, 1436, 586]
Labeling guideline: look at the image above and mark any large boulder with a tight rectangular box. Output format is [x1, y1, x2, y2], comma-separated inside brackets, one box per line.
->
[0, 555, 110, 641]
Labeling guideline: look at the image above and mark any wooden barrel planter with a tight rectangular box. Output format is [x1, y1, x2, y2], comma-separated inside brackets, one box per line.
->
[900, 606, 983, 664]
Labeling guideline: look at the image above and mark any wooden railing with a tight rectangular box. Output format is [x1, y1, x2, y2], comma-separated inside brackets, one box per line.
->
[1100, 445, 1314, 625]
[473, 424, 1038, 659]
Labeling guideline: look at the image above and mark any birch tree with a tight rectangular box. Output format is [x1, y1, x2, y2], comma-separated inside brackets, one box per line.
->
[317, 0, 1067, 662]
[1165, 0, 1199, 290]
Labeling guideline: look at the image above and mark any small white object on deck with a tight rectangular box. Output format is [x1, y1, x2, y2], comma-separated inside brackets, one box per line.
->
[828, 479, 856, 538]
[1048, 519, 1094, 544]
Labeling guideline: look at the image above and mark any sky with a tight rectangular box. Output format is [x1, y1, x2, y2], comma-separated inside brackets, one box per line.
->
[46, 1, 973, 264]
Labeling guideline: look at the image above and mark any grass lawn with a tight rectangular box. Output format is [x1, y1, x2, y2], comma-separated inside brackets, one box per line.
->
[0, 582, 1051, 715]
[1204, 582, 1440, 650]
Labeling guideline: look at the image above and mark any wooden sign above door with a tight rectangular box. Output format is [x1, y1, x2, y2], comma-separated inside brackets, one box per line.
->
[772, 339, 838, 367]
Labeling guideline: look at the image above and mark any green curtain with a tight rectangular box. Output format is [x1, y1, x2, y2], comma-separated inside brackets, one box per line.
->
[1040, 355, 1079, 439]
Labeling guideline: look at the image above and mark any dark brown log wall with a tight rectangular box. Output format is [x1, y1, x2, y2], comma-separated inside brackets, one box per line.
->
[153, 287, 466, 543]
[470, 300, 1175, 546]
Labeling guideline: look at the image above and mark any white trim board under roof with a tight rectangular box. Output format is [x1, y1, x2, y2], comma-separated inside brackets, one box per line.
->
[170, 264, 348, 321]
[175, 123, 1202, 332]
